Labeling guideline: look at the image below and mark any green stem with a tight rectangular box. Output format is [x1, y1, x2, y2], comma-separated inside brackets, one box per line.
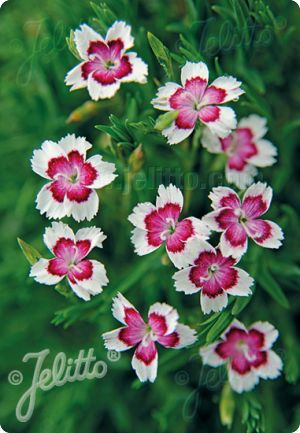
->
[183, 124, 202, 213]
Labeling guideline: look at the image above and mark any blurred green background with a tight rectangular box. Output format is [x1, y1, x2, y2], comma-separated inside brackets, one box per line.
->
[0, 0, 300, 432]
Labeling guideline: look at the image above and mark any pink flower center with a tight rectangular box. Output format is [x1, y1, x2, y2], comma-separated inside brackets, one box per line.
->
[221, 128, 258, 171]
[215, 327, 267, 374]
[234, 207, 248, 224]
[160, 217, 177, 240]
[208, 263, 219, 276]
[46, 151, 97, 203]
[168, 78, 227, 129]
[81, 39, 132, 85]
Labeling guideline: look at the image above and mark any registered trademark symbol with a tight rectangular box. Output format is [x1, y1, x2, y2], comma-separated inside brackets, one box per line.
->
[107, 350, 121, 362]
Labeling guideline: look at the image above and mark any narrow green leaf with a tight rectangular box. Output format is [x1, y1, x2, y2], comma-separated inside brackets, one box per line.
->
[232, 295, 252, 315]
[206, 311, 233, 343]
[147, 32, 173, 78]
[17, 238, 42, 265]
[95, 124, 126, 142]
[257, 266, 290, 309]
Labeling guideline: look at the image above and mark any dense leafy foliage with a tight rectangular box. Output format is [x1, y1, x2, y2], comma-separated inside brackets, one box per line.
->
[0, 0, 299, 432]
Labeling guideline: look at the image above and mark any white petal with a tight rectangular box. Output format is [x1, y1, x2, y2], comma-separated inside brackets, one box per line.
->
[208, 76, 244, 103]
[167, 249, 195, 270]
[128, 202, 156, 230]
[36, 184, 68, 220]
[65, 62, 87, 90]
[151, 82, 181, 111]
[188, 217, 211, 240]
[119, 52, 148, 83]
[148, 302, 179, 335]
[68, 280, 91, 301]
[30, 259, 64, 285]
[202, 210, 226, 232]
[226, 267, 253, 296]
[208, 186, 240, 210]
[72, 260, 108, 295]
[162, 121, 194, 145]
[242, 182, 273, 213]
[228, 367, 259, 393]
[249, 321, 279, 349]
[219, 229, 248, 259]
[203, 106, 237, 139]
[200, 291, 228, 314]
[75, 226, 107, 250]
[246, 139, 277, 167]
[255, 350, 282, 379]
[105, 21, 134, 50]
[102, 328, 133, 351]
[173, 324, 197, 348]
[180, 237, 215, 266]
[87, 75, 120, 100]
[199, 343, 226, 367]
[225, 164, 258, 190]
[112, 292, 139, 324]
[58, 134, 92, 157]
[248, 220, 284, 249]
[201, 127, 223, 153]
[181, 61, 209, 86]
[43, 222, 75, 253]
[31, 140, 66, 179]
[66, 189, 99, 222]
[74, 24, 103, 60]
[130, 227, 160, 255]
[221, 319, 247, 339]
[86, 155, 117, 188]
[156, 183, 183, 210]
[238, 114, 268, 140]
[131, 347, 158, 383]
[173, 266, 199, 294]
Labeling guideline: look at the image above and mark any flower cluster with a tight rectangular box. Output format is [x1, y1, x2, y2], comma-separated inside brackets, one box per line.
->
[25, 18, 284, 393]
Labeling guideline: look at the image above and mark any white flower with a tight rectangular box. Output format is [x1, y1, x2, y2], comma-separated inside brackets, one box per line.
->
[202, 115, 277, 189]
[31, 134, 117, 221]
[152, 61, 244, 144]
[200, 319, 283, 393]
[65, 21, 148, 100]
[30, 222, 108, 300]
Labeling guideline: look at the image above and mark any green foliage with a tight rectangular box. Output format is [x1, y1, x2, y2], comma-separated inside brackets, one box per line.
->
[147, 32, 174, 78]
[17, 238, 41, 265]
[0, 0, 300, 432]
[240, 393, 265, 433]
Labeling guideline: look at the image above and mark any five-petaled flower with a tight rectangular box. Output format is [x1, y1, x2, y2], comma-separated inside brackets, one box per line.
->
[173, 238, 253, 314]
[128, 184, 210, 269]
[202, 115, 277, 189]
[203, 182, 284, 258]
[200, 319, 282, 393]
[31, 134, 117, 221]
[151, 61, 244, 145]
[103, 293, 197, 382]
[30, 222, 108, 300]
[65, 21, 148, 100]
